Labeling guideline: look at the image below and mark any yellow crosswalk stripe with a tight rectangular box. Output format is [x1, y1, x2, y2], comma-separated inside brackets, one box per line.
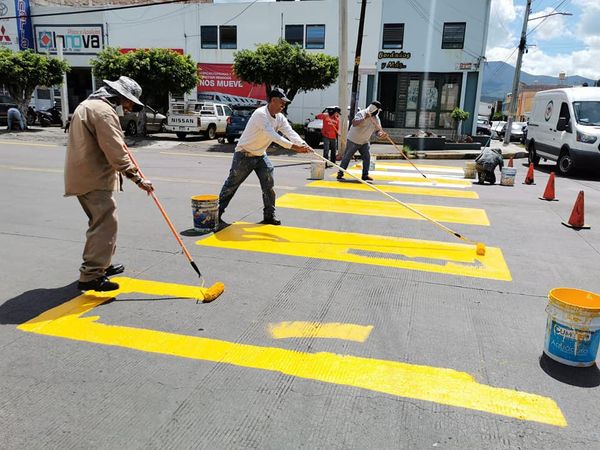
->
[306, 180, 479, 199]
[276, 193, 489, 226]
[18, 277, 563, 427]
[199, 222, 511, 281]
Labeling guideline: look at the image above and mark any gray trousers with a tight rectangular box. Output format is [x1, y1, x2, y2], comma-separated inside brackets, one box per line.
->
[77, 190, 118, 282]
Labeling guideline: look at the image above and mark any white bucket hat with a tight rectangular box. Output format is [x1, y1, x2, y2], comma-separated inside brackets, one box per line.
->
[103, 76, 144, 112]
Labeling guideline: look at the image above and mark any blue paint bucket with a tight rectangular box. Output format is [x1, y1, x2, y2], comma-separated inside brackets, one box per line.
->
[191, 195, 219, 234]
[544, 288, 600, 367]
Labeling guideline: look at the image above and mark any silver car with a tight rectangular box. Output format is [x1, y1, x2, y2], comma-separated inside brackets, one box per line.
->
[121, 105, 167, 136]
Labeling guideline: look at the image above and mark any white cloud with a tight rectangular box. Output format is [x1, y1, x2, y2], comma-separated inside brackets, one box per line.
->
[528, 7, 574, 41]
[486, 0, 519, 48]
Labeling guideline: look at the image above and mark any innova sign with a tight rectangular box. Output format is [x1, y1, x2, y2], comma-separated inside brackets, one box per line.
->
[34, 24, 104, 55]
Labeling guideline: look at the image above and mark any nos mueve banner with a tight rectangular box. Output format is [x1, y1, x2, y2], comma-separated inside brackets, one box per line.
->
[197, 63, 266, 100]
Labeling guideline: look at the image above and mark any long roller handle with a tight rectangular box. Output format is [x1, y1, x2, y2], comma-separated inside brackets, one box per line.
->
[124, 145, 202, 277]
[312, 151, 477, 246]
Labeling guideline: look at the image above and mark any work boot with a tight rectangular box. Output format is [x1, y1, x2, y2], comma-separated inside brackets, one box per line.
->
[78, 276, 119, 292]
[362, 175, 374, 182]
[105, 264, 125, 277]
[336, 171, 344, 180]
[261, 215, 281, 226]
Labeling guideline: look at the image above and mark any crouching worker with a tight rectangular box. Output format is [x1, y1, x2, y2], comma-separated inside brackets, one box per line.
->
[475, 147, 503, 185]
[64, 76, 154, 292]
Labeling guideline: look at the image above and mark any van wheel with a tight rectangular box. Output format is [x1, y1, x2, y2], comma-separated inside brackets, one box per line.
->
[528, 142, 540, 166]
[206, 124, 217, 140]
[176, 132, 187, 140]
[557, 150, 574, 175]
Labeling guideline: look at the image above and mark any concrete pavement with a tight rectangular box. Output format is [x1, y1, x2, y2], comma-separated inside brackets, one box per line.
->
[1, 133, 600, 449]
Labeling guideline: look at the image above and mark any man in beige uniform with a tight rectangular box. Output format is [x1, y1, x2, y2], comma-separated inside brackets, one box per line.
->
[64, 76, 154, 292]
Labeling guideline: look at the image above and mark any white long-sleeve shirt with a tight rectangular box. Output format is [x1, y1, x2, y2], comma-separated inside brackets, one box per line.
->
[235, 105, 305, 156]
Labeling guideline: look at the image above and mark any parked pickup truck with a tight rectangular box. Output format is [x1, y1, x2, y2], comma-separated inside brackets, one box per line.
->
[165, 101, 232, 140]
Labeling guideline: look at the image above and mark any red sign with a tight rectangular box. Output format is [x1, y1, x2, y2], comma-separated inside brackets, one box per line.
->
[197, 63, 266, 100]
[118, 48, 184, 54]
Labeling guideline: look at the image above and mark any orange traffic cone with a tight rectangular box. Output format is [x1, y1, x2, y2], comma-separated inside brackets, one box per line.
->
[523, 163, 535, 185]
[539, 172, 558, 201]
[562, 191, 590, 229]
[508, 157, 514, 168]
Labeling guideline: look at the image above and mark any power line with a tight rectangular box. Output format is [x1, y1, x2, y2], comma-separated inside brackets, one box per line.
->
[1, 0, 195, 20]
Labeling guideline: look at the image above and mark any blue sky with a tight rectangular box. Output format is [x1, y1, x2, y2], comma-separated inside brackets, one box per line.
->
[487, 0, 599, 79]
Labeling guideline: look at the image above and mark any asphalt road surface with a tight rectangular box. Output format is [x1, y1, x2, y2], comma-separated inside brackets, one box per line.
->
[2, 132, 600, 449]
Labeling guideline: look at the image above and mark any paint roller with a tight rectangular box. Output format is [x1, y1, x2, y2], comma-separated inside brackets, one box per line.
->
[124, 145, 225, 302]
[312, 150, 486, 256]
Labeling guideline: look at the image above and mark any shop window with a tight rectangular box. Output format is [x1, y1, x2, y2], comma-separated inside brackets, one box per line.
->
[219, 26, 237, 49]
[285, 25, 304, 46]
[306, 25, 325, 49]
[382, 23, 404, 49]
[201, 26, 218, 49]
[442, 22, 466, 49]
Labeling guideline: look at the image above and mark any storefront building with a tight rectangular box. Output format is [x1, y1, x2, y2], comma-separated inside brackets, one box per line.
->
[23, 0, 491, 135]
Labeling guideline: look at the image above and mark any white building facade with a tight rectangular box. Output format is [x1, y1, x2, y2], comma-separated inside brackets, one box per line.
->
[24, 0, 491, 135]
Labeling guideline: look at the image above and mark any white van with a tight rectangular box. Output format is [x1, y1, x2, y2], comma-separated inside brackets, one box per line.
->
[527, 87, 600, 175]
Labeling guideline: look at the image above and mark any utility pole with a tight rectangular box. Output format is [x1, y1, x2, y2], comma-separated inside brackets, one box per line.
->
[57, 40, 69, 129]
[503, 0, 531, 145]
[338, 0, 349, 154]
[349, 0, 367, 121]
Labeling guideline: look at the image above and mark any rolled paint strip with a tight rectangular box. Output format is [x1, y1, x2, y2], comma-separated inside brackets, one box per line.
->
[268, 321, 374, 342]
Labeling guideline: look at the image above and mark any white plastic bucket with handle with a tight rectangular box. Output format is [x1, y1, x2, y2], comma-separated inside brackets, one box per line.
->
[310, 160, 325, 180]
[464, 161, 476, 179]
[500, 167, 517, 186]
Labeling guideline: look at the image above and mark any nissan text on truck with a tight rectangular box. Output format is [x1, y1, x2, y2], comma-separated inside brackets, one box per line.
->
[165, 95, 232, 140]
[527, 87, 600, 175]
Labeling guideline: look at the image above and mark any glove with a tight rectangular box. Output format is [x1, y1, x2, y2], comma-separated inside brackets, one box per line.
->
[367, 104, 379, 114]
[136, 178, 154, 193]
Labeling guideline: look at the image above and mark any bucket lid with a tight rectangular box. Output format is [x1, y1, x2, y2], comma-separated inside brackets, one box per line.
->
[548, 288, 600, 311]
[191, 195, 218, 201]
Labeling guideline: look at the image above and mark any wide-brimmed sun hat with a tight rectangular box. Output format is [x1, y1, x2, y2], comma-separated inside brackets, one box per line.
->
[103, 76, 144, 112]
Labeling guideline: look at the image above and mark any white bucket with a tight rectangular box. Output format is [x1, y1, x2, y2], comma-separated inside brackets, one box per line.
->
[310, 160, 325, 180]
[369, 155, 377, 171]
[463, 161, 476, 179]
[544, 288, 600, 367]
[500, 167, 517, 186]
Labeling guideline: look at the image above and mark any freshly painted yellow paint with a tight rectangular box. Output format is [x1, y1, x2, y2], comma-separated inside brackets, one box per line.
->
[276, 193, 489, 226]
[268, 321, 374, 342]
[355, 162, 465, 173]
[199, 223, 511, 281]
[333, 171, 472, 186]
[306, 180, 479, 199]
[18, 277, 565, 427]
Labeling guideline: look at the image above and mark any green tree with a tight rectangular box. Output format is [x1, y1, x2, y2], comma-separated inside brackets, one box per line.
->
[90, 47, 199, 113]
[233, 40, 338, 105]
[0, 48, 69, 116]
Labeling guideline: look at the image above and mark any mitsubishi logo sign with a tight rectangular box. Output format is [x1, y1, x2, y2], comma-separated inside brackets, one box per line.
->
[0, 25, 12, 43]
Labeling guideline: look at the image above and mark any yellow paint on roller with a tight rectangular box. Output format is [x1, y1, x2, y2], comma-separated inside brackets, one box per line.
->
[17, 277, 565, 427]
[268, 321, 374, 342]
[332, 171, 472, 186]
[276, 193, 490, 226]
[307, 180, 479, 199]
[200, 223, 511, 281]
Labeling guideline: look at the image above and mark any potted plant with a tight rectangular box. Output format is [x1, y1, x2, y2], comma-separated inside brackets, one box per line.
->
[450, 108, 470, 141]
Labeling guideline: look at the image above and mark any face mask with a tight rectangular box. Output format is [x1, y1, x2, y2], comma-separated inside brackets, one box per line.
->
[115, 105, 124, 116]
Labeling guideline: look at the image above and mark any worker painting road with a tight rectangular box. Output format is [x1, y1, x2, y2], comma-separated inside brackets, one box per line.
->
[2, 135, 600, 448]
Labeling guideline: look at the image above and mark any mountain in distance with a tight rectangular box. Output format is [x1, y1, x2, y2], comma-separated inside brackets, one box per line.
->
[481, 61, 596, 102]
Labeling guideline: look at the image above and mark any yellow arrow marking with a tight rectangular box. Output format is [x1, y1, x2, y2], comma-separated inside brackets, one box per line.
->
[276, 193, 489, 226]
[268, 321, 374, 342]
[199, 223, 511, 281]
[18, 277, 565, 427]
[307, 180, 479, 199]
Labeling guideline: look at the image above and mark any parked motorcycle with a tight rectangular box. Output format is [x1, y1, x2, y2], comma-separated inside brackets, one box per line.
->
[26, 106, 37, 125]
[37, 105, 62, 127]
